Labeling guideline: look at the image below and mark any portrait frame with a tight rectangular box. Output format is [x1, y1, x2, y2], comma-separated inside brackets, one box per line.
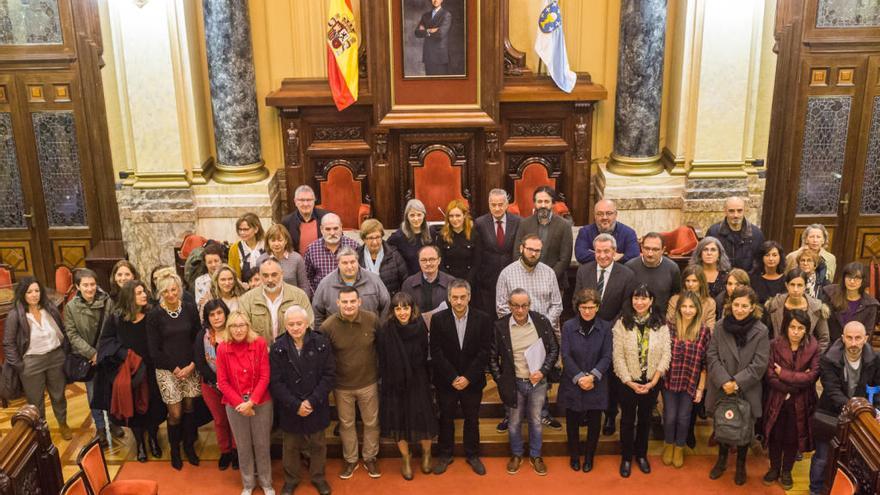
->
[400, 0, 468, 79]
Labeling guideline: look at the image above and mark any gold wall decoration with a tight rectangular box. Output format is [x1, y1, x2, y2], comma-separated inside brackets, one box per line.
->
[810, 68, 828, 86]
[0, 242, 32, 275]
[53, 240, 90, 269]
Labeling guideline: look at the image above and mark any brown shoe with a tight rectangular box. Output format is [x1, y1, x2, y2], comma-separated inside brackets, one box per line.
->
[364, 459, 382, 478]
[59, 423, 72, 441]
[506, 455, 522, 475]
[339, 461, 358, 479]
[530, 457, 547, 476]
[400, 453, 413, 480]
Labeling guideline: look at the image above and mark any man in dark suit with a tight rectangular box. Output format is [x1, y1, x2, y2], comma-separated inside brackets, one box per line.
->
[574, 233, 634, 323]
[573, 233, 634, 435]
[430, 279, 493, 476]
[512, 186, 573, 290]
[473, 188, 521, 316]
[414, 0, 452, 75]
[281, 185, 330, 255]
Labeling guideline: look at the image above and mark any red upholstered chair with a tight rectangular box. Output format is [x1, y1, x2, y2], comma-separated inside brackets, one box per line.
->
[77, 437, 158, 495]
[178, 233, 207, 261]
[660, 225, 699, 256]
[0, 263, 13, 288]
[830, 468, 856, 495]
[61, 471, 89, 495]
[317, 165, 371, 230]
[55, 265, 75, 305]
[413, 149, 468, 222]
[509, 162, 571, 218]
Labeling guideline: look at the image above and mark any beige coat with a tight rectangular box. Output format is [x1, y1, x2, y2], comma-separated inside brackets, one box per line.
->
[238, 283, 314, 345]
[612, 319, 672, 384]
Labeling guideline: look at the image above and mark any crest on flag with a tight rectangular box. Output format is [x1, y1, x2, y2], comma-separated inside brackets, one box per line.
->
[538, 2, 561, 33]
[327, 14, 357, 56]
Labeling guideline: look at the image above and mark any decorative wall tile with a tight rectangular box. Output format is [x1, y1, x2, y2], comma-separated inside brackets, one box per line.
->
[796, 96, 852, 215]
[837, 68, 855, 86]
[816, 0, 880, 28]
[53, 84, 70, 102]
[53, 240, 88, 268]
[0, 242, 31, 273]
[28, 86, 44, 102]
[31, 111, 87, 226]
[810, 68, 828, 86]
[0, 113, 27, 229]
[861, 96, 880, 214]
[0, 1, 63, 45]
[0, 86, 7, 104]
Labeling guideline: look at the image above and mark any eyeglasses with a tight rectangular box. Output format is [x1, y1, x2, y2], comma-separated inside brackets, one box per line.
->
[237, 226, 253, 232]
[364, 235, 383, 241]
[579, 305, 599, 311]
[229, 323, 248, 329]
[845, 275, 863, 281]
[294, 198, 315, 203]
[510, 303, 530, 309]
[419, 257, 439, 263]
[595, 211, 616, 217]
[523, 247, 542, 254]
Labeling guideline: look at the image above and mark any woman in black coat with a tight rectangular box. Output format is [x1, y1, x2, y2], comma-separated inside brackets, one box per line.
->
[377, 292, 437, 480]
[559, 288, 612, 473]
[434, 200, 480, 284]
[387, 199, 434, 275]
[357, 218, 409, 296]
[94, 280, 166, 462]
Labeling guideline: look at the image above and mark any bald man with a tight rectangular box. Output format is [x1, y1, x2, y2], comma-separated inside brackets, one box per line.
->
[705, 196, 765, 270]
[574, 200, 640, 265]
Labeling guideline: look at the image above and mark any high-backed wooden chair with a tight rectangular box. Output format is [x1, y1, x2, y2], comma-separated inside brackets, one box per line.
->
[0, 264, 14, 288]
[822, 397, 880, 495]
[60, 471, 90, 495]
[413, 149, 468, 222]
[0, 405, 63, 495]
[660, 225, 699, 256]
[55, 264, 75, 307]
[316, 163, 371, 230]
[77, 437, 158, 495]
[174, 232, 206, 279]
[507, 161, 570, 218]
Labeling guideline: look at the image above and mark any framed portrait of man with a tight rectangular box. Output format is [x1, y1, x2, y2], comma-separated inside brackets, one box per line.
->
[401, 0, 467, 78]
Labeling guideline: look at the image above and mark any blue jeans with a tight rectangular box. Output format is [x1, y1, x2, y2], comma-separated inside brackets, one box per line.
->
[508, 378, 547, 458]
[85, 379, 106, 430]
[809, 439, 829, 494]
[662, 389, 693, 446]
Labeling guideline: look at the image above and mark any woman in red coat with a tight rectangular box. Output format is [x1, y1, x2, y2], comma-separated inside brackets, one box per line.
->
[762, 309, 819, 490]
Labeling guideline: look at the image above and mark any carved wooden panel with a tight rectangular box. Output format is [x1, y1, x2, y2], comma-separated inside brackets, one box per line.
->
[312, 158, 370, 205]
[507, 154, 563, 179]
[855, 227, 880, 259]
[509, 121, 563, 137]
[792, 226, 835, 252]
[312, 125, 365, 142]
[52, 239, 89, 268]
[400, 132, 476, 221]
[0, 241, 31, 275]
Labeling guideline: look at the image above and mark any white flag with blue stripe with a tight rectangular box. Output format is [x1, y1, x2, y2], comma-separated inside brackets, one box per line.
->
[534, 0, 576, 93]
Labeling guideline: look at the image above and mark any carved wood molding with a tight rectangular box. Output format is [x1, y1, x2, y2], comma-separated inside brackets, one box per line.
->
[408, 142, 468, 168]
[285, 121, 300, 167]
[507, 154, 563, 178]
[373, 129, 389, 166]
[509, 121, 563, 137]
[312, 125, 365, 141]
[486, 130, 500, 163]
[314, 158, 368, 181]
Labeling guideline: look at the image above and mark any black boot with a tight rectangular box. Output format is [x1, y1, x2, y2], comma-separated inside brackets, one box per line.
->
[182, 413, 200, 466]
[218, 451, 232, 471]
[148, 426, 162, 458]
[168, 423, 183, 470]
[734, 446, 748, 486]
[231, 449, 239, 470]
[709, 445, 728, 479]
[133, 427, 147, 463]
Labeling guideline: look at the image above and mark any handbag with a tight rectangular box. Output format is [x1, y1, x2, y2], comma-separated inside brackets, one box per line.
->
[713, 393, 754, 447]
[0, 362, 23, 402]
[810, 410, 840, 443]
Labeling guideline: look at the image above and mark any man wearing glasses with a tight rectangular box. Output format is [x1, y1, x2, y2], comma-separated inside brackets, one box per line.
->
[400, 245, 455, 315]
[624, 232, 681, 313]
[281, 185, 331, 255]
[575, 199, 640, 265]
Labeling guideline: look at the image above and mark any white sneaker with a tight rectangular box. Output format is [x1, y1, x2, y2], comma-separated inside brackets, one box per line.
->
[261, 487, 275, 495]
[240, 490, 253, 495]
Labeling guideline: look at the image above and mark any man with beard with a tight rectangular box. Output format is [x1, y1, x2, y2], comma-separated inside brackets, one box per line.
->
[574, 199, 640, 265]
[239, 257, 314, 345]
[495, 234, 563, 431]
[706, 196, 764, 271]
[304, 213, 359, 293]
[809, 321, 880, 494]
[512, 186, 573, 291]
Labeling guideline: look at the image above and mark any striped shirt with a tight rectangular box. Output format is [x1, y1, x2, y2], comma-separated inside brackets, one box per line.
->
[495, 260, 562, 331]
[304, 236, 359, 293]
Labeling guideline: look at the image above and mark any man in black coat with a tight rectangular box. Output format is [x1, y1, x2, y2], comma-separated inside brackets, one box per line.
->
[270, 306, 335, 495]
[414, 0, 453, 75]
[430, 279, 493, 476]
[473, 189, 521, 316]
[809, 321, 880, 494]
[281, 185, 330, 255]
[574, 233, 634, 323]
[705, 196, 765, 271]
[489, 289, 559, 476]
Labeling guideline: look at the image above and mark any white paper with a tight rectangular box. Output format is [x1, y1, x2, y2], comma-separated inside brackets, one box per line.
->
[524, 339, 546, 373]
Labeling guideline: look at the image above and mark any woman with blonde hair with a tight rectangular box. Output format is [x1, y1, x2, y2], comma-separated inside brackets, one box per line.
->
[785, 224, 836, 282]
[434, 199, 479, 283]
[667, 265, 716, 330]
[216, 311, 273, 495]
[208, 264, 247, 314]
[256, 224, 310, 297]
[146, 270, 202, 470]
[388, 199, 434, 275]
[228, 213, 266, 279]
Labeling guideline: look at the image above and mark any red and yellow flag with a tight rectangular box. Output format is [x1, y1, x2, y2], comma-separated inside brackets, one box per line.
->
[326, 0, 359, 111]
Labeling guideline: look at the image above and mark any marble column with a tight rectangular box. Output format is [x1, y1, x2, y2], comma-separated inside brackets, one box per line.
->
[607, 0, 668, 176]
[202, 0, 267, 183]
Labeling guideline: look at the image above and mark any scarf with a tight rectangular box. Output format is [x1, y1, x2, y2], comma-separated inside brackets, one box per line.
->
[578, 316, 595, 337]
[203, 328, 218, 373]
[805, 272, 818, 298]
[364, 247, 384, 274]
[633, 313, 651, 378]
[723, 314, 756, 348]
[379, 319, 423, 393]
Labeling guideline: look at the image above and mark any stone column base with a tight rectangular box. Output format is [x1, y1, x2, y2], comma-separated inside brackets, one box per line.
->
[601, 163, 686, 235]
[192, 172, 283, 242]
[606, 152, 665, 177]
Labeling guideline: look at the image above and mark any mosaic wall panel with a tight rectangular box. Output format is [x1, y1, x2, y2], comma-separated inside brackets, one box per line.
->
[0, 242, 31, 274]
[0, 1, 63, 45]
[796, 96, 852, 216]
[0, 113, 26, 229]
[31, 111, 87, 227]
[861, 96, 880, 214]
[817, 0, 880, 28]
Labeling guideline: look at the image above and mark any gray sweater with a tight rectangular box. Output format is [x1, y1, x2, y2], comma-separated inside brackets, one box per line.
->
[624, 256, 682, 312]
[312, 268, 390, 329]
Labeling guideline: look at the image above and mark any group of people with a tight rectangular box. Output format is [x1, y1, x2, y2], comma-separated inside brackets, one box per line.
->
[4, 184, 879, 495]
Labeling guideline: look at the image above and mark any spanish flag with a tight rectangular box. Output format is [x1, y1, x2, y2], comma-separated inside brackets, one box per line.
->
[327, 0, 359, 111]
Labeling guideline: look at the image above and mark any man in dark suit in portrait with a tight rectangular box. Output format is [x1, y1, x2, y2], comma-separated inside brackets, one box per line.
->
[430, 279, 493, 476]
[473, 188, 521, 316]
[414, 0, 453, 75]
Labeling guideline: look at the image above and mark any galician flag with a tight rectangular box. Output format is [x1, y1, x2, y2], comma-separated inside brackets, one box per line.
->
[326, 0, 359, 111]
[534, 0, 576, 93]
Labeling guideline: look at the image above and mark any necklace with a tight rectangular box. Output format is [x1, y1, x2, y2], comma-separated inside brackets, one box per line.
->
[161, 301, 181, 319]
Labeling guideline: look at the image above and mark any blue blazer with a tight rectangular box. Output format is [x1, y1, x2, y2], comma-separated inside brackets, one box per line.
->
[557, 316, 612, 412]
[574, 222, 640, 265]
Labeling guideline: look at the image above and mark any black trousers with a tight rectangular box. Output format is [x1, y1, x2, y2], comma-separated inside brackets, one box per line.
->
[768, 402, 799, 472]
[618, 383, 660, 459]
[565, 409, 602, 459]
[437, 385, 483, 458]
[605, 373, 622, 421]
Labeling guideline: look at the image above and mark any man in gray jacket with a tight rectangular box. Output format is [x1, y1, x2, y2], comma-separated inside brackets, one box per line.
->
[312, 247, 390, 329]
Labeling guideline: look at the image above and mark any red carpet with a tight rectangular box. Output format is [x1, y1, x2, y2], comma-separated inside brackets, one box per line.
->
[115, 456, 787, 494]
